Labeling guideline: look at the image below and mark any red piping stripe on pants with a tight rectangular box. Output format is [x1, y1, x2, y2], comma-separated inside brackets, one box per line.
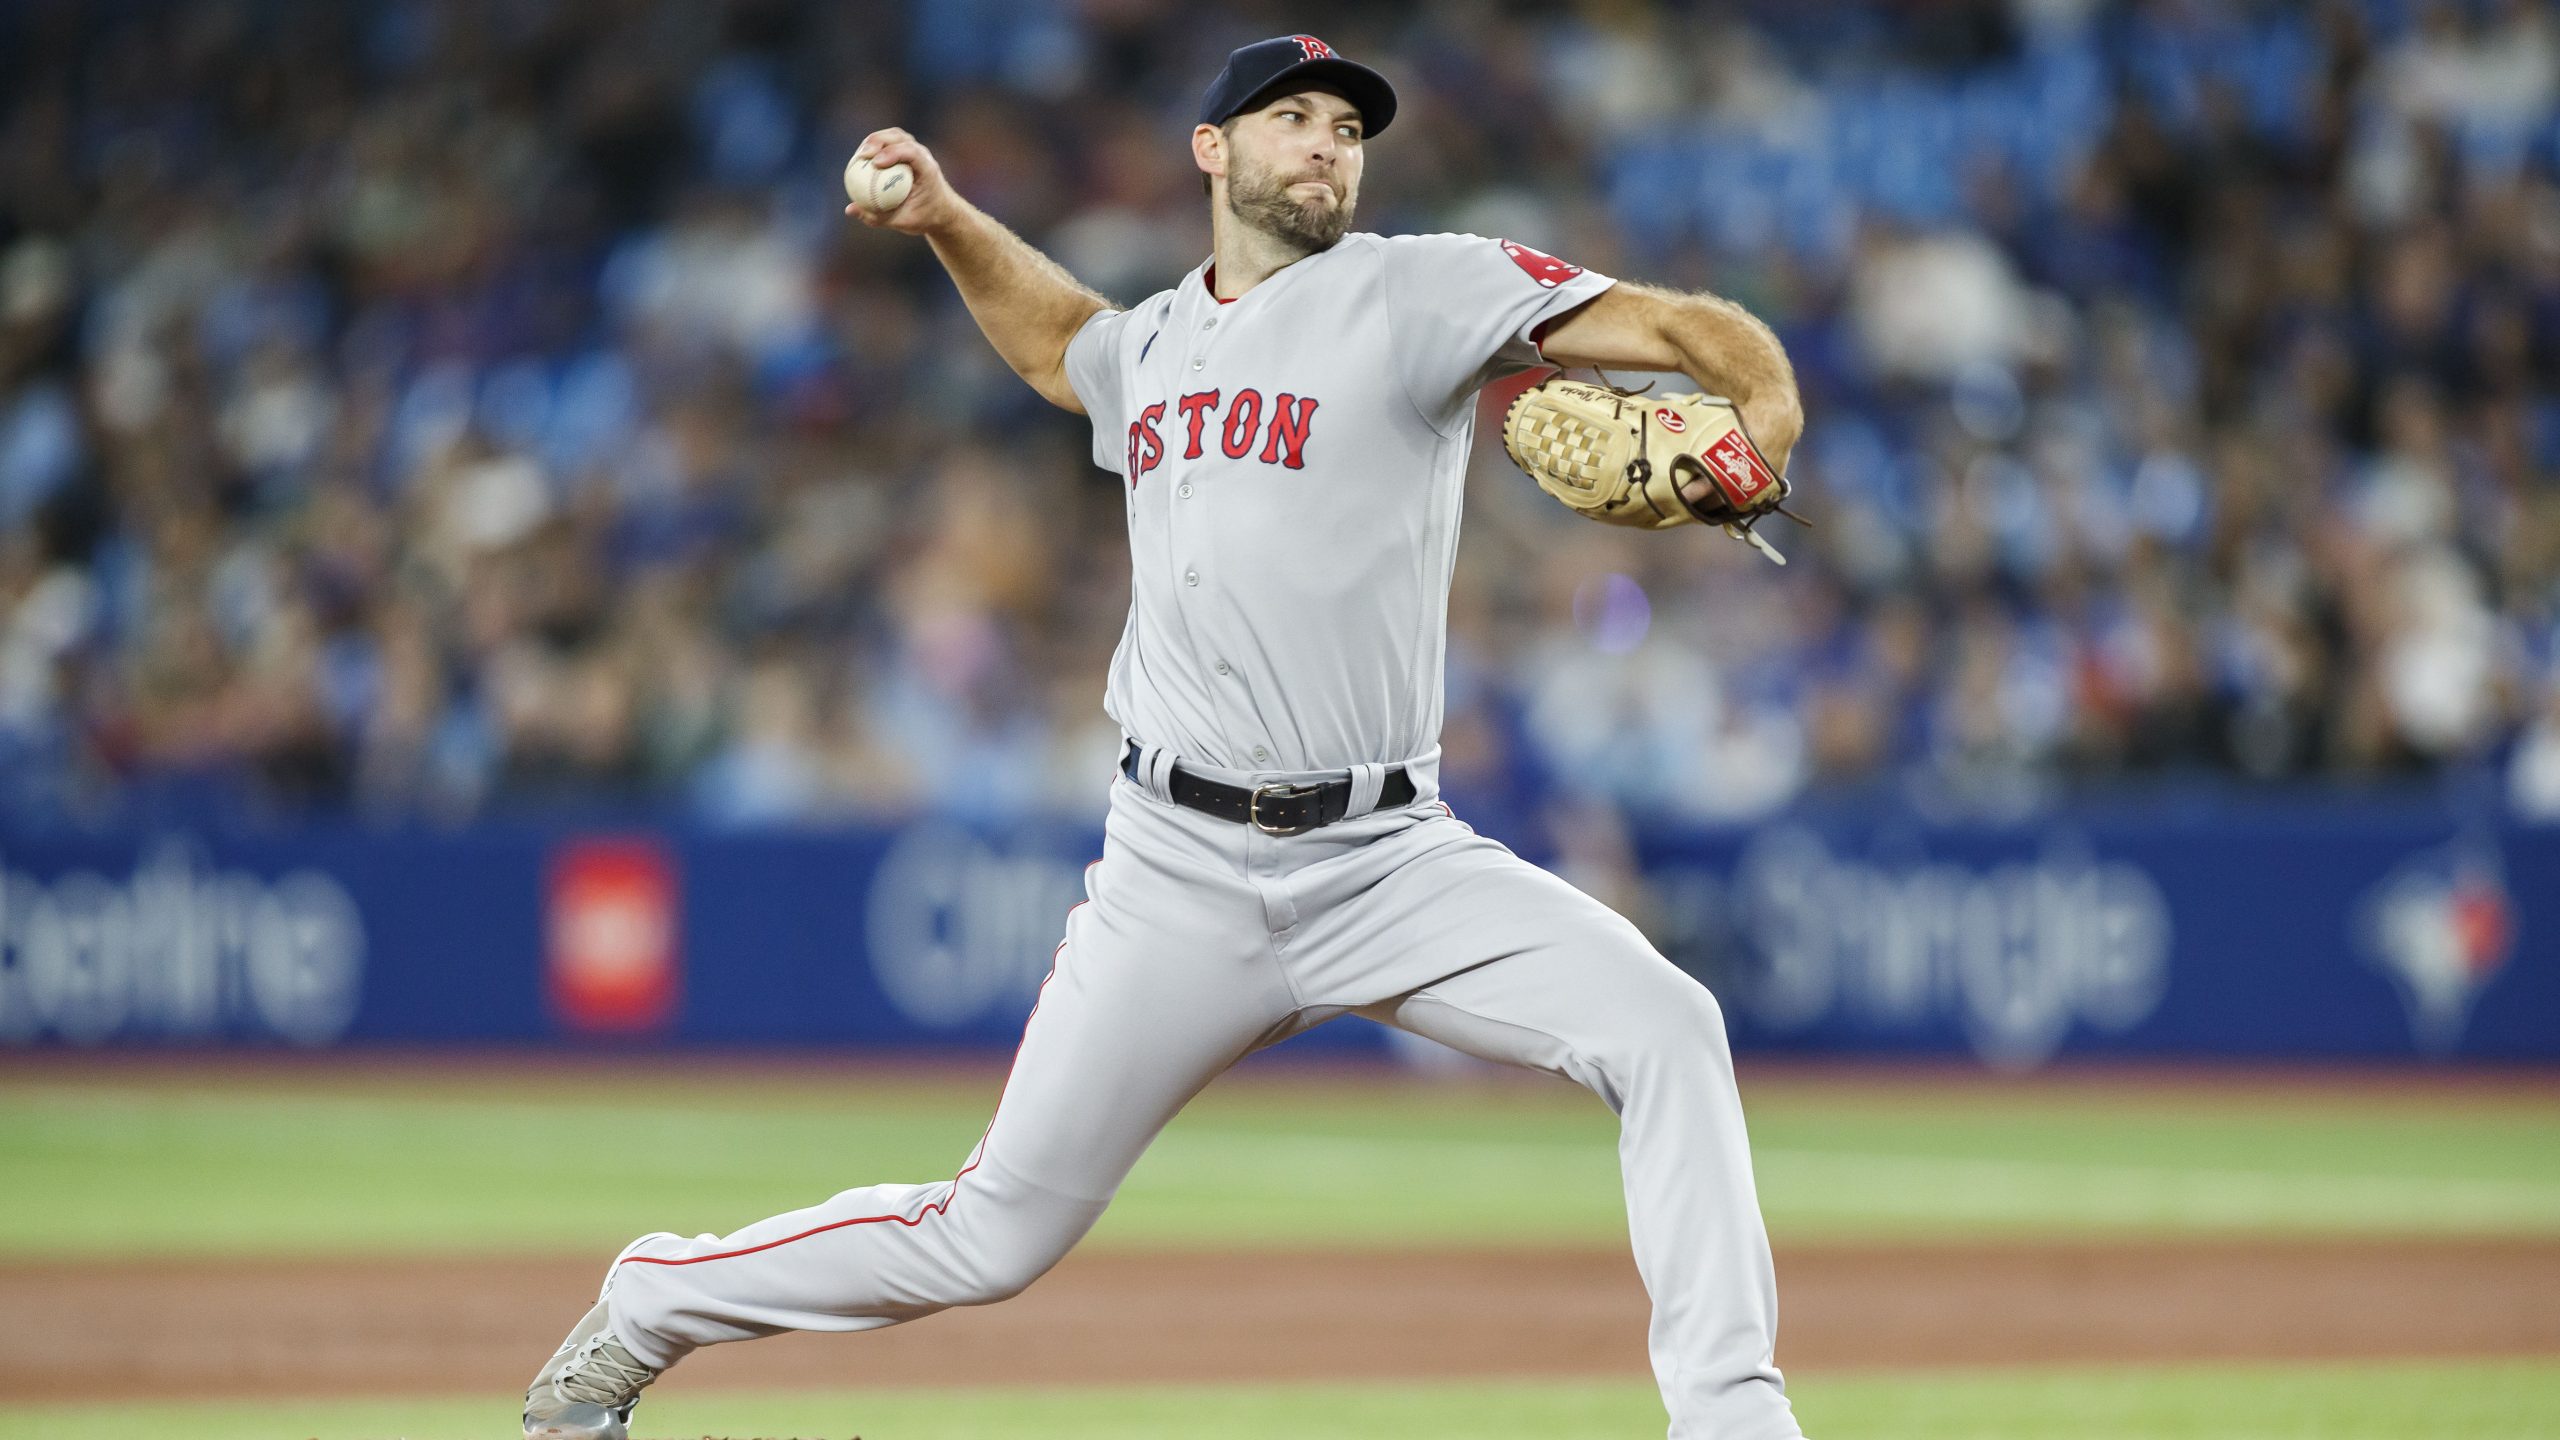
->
[618, 900, 1089, 1270]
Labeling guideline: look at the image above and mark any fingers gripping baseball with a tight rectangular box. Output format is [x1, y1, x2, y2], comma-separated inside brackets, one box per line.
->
[844, 127, 955, 234]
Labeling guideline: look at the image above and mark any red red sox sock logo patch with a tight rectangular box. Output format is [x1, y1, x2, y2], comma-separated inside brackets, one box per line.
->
[1500, 239, 1584, 289]
[1293, 35, 1336, 61]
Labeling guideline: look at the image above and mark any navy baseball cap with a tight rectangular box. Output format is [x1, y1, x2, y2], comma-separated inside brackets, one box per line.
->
[1198, 34, 1397, 137]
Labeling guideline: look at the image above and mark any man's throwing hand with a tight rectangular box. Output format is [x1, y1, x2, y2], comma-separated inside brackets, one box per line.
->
[843, 128, 960, 236]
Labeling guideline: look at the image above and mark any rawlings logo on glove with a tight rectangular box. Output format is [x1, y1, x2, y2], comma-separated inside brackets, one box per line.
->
[1501, 377, 1805, 563]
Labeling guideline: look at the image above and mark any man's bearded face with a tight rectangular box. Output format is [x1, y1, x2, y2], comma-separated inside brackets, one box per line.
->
[1225, 143, 1356, 252]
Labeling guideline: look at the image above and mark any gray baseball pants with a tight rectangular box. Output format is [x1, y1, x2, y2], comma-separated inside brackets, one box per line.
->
[607, 758, 1801, 1440]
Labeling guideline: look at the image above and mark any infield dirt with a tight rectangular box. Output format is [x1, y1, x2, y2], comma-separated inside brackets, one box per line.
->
[6, 1238, 2555, 1403]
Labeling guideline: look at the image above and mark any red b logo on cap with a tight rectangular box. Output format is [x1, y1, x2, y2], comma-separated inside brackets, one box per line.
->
[1293, 34, 1336, 61]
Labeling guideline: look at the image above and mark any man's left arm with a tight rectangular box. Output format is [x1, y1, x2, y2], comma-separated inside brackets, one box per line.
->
[1536, 282, 1804, 474]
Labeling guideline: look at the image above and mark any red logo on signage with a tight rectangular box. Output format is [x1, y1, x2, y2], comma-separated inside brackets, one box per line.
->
[547, 838, 680, 1034]
[1499, 239, 1584, 289]
[2451, 881, 2513, 981]
[1655, 407, 1687, 433]
[1702, 430, 1776, 505]
[1293, 34, 1336, 61]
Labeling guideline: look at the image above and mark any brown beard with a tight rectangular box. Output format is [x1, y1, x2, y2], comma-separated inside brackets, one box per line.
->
[1225, 153, 1354, 252]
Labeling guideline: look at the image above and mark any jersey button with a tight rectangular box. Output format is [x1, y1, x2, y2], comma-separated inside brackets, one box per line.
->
[1252, 746, 1270, 763]
[1214, 660, 1230, 676]
[1191, 358, 1204, 370]
[1184, 569, 1199, 586]
[1177, 483, 1193, 499]
[1204, 318, 1218, 330]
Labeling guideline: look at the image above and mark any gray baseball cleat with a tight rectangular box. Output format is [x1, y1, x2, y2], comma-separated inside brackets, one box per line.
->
[522, 1233, 678, 1440]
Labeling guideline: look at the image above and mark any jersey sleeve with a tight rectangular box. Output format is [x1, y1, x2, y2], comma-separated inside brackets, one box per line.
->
[1379, 233, 1617, 427]
[1064, 305, 1140, 473]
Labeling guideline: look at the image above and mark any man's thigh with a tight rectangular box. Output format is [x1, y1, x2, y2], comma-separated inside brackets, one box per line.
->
[1288, 815, 1671, 1013]
[1314, 821, 1739, 1109]
[975, 783, 1299, 1199]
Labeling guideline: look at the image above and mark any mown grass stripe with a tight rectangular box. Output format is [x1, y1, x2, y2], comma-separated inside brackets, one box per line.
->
[1, 1360, 2554, 1440]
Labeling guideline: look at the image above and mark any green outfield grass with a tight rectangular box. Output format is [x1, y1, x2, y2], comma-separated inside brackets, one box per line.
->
[1, 1065, 2554, 1257]
[3, 1360, 2554, 1440]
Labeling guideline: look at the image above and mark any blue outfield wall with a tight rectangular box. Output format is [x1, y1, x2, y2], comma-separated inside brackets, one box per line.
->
[0, 802, 2548, 1068]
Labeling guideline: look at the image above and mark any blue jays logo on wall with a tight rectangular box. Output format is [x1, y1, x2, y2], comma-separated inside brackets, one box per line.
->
[2355, 838, 2518, 1053]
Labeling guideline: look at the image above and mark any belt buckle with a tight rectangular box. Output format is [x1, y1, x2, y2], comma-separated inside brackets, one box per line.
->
[1248, 781, 1320, 836]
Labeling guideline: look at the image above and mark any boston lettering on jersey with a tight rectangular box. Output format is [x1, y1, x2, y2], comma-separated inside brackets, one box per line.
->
[1125, 389, 1319, 484]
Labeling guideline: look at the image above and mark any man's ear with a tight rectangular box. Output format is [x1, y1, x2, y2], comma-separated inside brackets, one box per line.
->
[1191, 122, 1227, 184]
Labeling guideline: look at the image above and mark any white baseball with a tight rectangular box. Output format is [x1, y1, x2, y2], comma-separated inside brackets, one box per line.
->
[843, 154, 914, 215]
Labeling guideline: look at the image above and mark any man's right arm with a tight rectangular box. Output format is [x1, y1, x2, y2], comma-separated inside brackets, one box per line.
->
[848, 127, 1109, 414]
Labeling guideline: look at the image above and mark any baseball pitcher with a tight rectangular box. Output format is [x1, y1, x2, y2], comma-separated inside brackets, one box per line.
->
[525, 34, 1807, 1440]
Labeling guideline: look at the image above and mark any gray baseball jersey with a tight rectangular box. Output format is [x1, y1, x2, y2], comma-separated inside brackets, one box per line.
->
[585, 232, 1804, 1440]
[1063, 232, 1616, 776]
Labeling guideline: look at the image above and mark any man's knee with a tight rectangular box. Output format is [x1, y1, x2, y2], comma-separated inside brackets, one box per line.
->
[1600, 963, 1734, 1078]
[942, 1192, 1096, 1307]
[950, 1253, 1049, 1307]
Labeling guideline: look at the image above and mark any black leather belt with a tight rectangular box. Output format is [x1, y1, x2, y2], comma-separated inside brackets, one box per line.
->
[1121, 745, 1416, 835]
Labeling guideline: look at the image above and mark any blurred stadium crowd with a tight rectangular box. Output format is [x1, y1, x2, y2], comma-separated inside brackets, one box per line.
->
[0, 0, 2556, 832]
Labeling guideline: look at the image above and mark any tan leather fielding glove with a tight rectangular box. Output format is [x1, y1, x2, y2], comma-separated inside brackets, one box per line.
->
[1501, 378, 1799, 563]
